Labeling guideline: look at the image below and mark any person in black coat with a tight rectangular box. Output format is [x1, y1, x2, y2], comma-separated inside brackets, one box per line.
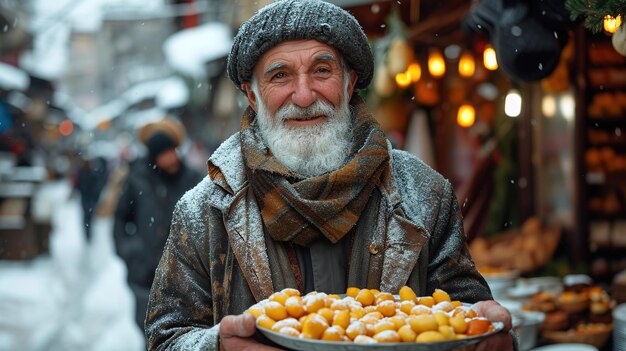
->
[113, 117, 204, 331]
[76, 156, 109, 241]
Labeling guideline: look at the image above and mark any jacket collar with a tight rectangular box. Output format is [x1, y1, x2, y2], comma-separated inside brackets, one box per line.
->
[207, 132, 247, 196]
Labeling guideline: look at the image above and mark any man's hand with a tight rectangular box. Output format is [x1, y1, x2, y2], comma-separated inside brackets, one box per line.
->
[472, 300, 515, 351]
[219, 314, 284, 351]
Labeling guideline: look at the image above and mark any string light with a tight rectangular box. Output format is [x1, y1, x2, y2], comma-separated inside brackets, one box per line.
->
[428, 49, 446, 78]
[604, 15, 622, 33]
[407, 62, 421, 82]
[395, 71, 412, 88]
[457, 104, 475, 127]
[559, 93, 576, 122]
[542, 95, 557, 118]
[458, 51, 475, 78]
[483, 45, 498, 71]
[505, 89, 522, 117]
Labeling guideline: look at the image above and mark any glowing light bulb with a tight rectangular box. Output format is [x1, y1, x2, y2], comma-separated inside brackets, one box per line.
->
[395, 71, 411, 88]
[458, 51, 475, 78]
[483, 45, 498, 71]
[505, 89, 522, 117]
[559, 93, 575, 121]
[457, 104, 475, 127]
[542, 95, 556, 118]
[604, 15, 622, 34]
[428, 50, 446, 78]
[407, 62, 421, 82]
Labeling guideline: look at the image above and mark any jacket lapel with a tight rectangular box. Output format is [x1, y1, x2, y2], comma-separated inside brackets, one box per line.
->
[376, 151, 430, 293]
[224, 187, 274, 302]
[379, 208, 429, 292]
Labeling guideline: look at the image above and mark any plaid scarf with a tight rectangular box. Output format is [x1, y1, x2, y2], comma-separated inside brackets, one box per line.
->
[240, 96, 390, 247]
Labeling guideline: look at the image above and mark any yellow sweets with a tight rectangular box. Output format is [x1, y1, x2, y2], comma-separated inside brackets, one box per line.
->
[248, 286, 496, 344]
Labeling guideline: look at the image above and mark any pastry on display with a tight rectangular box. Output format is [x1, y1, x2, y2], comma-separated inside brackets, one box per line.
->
[248, 286, 502, 346]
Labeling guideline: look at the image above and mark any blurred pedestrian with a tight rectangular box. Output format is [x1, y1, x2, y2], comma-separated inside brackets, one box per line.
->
[76, 156, 109, 241]
[113, 117, 204, 331]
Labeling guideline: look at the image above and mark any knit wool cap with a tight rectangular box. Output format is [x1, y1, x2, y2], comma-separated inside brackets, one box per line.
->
[227, 0, 373, 92]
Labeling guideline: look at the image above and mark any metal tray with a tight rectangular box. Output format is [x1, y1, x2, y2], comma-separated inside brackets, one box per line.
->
[258, 321, 504, 351]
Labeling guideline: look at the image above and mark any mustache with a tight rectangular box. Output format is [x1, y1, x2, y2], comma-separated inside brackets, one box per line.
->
[275, 100, 337, 122]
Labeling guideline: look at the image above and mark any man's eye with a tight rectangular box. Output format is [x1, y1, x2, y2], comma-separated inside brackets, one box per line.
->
[272, 72, 286, 80]
[316, 67, 331, 73]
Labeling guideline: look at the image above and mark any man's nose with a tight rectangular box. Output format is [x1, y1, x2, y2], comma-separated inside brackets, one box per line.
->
[291, 75, 316, 107]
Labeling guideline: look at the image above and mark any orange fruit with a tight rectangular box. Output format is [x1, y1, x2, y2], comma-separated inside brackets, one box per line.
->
[400, 300, 416, 314]
[398, 286, 417, 302]
[353, 335, 377, 344]
[398, 324, 417, 342]
[264, 301, 288, 321]
[350, 306, 366, 319]
[280, 288, 301, 297]
[332, 309, 350, 330]
[410, 304, 432, 316]
[417, 296, 435, 307]
[256, 314, 276, 330]
[407, 314, 439, 334]
[346, 287, 360, 298]
[449, 315, 468, 334]
[466, 318, 492, 336]
[278, 326, 300, 337]
[321, 326, 345, 341]
[317, 307, 334, 324]
[373, 319, 396, 334]
[432, 288, 451, 303]
[301, 313, 329, 339]
[438, 325, 456, 340]
[304, 294, 325, 314]
[271, 317, 301, 333]
[375, 292, 395, 304]
[433, 311, 449, 327]
[388, 314, 407, 330]
[376, 300, 396, 317]
[269, 291, 289, 306]
[246, 304, 265, 318]
[416, 330, 445, 342]
[285, 296, 305, 318]
[345, 321, 368, 340]
[373, 329, 400, 343]
[356, 289, 375, 306]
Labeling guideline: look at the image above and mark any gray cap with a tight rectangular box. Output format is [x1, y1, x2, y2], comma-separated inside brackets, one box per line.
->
[227, 0, 374, 93]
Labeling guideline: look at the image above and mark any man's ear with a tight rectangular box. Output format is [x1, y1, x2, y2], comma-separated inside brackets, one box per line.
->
[346, 70, 358, 99]
[241, 83, 258, 112]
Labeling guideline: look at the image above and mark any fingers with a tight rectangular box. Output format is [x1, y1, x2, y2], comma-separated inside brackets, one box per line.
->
[473, 300, 512, 330]
[220, 313, 256, 338]
[474, 332, 513, 351]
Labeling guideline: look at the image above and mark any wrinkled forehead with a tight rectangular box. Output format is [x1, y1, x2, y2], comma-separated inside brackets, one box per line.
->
[252, 40, 345, 80]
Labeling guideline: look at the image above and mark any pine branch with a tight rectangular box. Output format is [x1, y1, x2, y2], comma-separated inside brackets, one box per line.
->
[565, 0, 626, 33]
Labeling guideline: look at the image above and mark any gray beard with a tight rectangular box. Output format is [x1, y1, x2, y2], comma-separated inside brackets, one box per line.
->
[255, 98, 354, 178]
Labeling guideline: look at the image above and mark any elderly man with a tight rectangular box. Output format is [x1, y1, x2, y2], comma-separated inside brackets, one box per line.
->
[145, 1, 515, 350]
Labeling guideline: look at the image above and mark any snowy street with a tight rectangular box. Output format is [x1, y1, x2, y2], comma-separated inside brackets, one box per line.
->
[0, 179, 144, 351]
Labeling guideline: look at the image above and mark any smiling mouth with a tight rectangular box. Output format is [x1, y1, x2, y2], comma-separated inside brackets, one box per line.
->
[284, 115, 327, 126]
[288, 115, 323, 121]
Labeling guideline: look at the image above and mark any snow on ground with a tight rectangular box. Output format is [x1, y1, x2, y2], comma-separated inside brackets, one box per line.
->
[0, 179, 143, 351]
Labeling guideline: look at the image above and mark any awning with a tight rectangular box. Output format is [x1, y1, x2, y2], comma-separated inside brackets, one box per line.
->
[163, 22, 232, 79]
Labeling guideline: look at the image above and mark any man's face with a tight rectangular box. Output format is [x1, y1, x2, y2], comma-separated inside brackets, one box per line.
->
[241, 40, 359, 177]
[243, 40, 356, 122]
